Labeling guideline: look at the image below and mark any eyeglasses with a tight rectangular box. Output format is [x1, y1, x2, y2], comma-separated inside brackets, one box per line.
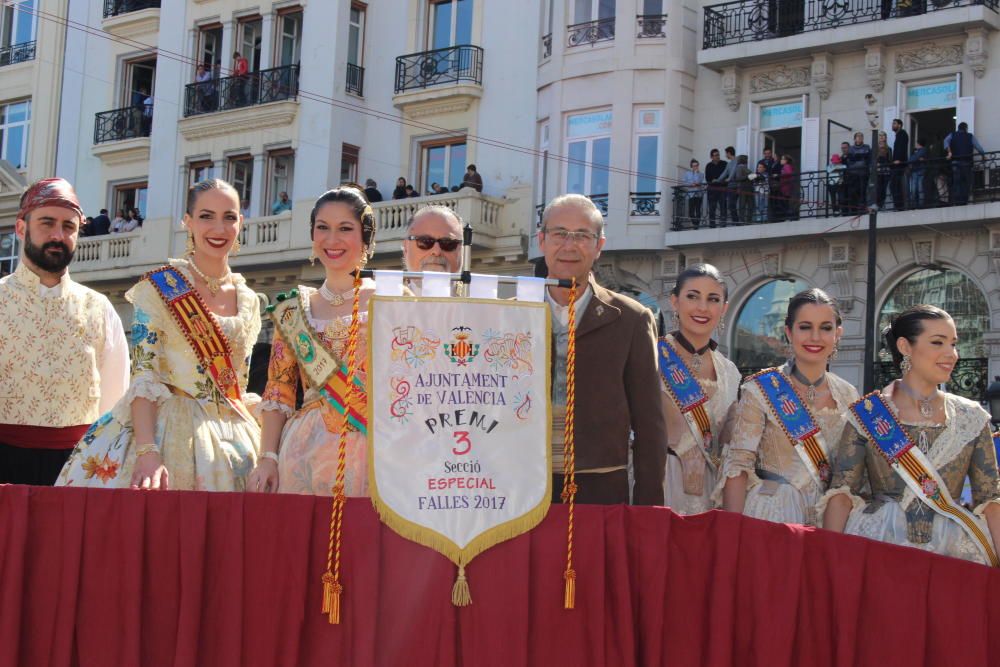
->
[406, 235, 461, 252]
[544, 228, 601, 245]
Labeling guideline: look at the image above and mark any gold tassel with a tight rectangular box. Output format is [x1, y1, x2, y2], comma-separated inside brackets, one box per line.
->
[321, 571, 335, 614]
[451, 564, 472, 607]
[328, 582, 343, 624]
[564, 568, 576, 609]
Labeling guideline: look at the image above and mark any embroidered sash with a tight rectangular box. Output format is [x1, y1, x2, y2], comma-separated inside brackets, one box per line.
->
[269, 290, 367, 435]
[144, 266, 254, 424]
[658, 337, 715, 465]
[750, 367, 832, 487]
[993, 431, 1000, 463]
[851, 392, 1000, 567]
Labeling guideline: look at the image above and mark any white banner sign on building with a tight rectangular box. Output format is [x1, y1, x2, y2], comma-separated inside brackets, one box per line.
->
[367, 296, 551, 598]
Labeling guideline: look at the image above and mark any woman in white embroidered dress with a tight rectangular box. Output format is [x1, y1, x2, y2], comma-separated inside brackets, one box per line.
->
[718, 288, 858, 525]
[58, 179, 261, 490]
[660, 264, 741, 514]
[248, 186, 376, 496]
[822, 305, 1000, 564]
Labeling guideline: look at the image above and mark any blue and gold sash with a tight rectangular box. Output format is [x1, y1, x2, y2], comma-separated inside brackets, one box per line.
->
[851, 392, 1000, 567]
[993, 431, 1000, 463]
[268, 290, 367, 435]
[749, 367, 832, 487]
[658, 337, 714, 462]
[144, 265, 254, 424]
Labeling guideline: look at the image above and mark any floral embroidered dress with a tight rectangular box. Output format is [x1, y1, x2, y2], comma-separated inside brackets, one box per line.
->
[661, 336, 741, 515]
[261, 284, 370, 496]
[819, 386, 1000, 565]
[715, 365, 858, 526]
[58, 259, 262, 490]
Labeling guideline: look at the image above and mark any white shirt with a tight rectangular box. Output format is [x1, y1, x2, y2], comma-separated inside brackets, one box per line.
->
[34, 270, 130, 413]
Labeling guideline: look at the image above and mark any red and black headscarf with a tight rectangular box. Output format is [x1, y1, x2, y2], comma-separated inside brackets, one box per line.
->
[17, 178, 85, 223]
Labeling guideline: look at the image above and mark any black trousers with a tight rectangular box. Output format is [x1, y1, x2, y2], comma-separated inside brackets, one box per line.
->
[552, 469, 629, 505]
[0, 441, 72, 485]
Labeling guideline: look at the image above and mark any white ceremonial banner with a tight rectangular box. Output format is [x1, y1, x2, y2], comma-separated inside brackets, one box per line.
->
[515, 276, 547, 303]
[368, 296, 551, 572]
[421, 272, 452, 297]
[373, 270, 405, 296]
[468, 273, 499, 300]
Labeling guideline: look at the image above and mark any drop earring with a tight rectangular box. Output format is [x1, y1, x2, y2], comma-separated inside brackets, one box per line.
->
[901, 354, 912, 375]
[185, 232, 195, 257]
[232, 236, 241, 255]
[308, 252, 317, 266]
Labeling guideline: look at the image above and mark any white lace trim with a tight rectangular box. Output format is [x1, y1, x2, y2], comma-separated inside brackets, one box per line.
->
[973, 498, 1000, 519]
[816, 485, 866, 525]
[711, 444, 760, 504]
[112, 375, 172, 423]
[258, 399, 294, 417]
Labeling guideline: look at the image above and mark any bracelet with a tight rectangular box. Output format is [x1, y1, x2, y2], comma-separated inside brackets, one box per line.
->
[134, 444, 161, 458]
[260, 451, 279, 463]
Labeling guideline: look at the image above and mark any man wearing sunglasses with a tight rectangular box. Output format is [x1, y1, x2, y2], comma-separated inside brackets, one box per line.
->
[402, 206, 463, 296]
[538, 194, 666, 506]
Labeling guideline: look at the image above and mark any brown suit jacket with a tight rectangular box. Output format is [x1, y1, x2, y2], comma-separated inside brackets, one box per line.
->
[556, 277, 667, 505]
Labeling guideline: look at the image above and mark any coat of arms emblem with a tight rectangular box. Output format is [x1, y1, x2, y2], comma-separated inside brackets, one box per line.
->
[444, 326, 479, 366]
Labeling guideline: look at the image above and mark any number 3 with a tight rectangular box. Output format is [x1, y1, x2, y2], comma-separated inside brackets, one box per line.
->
[452, 431, 472, 455]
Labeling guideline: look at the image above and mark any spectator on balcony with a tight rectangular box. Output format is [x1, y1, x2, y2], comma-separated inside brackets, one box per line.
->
[142, 90, 153, 134]
[131, 208, 144, 228]
[81, 216, 94, 237]
[271, 191, 292, 215]
[405, 185, 419, 198]
[705, 148, 728, 228]
[733, 154, 753, 224]
[122, 210, 140, 233]
[240, 200, 250, 219]
[461, 164, 483, 192]
[891, 118, 910, 210]
[90, 209, 111, 236]
[363, 178, 383, 203]
[194, 63, 215, 113]
[756, 147, 781, 180]
[232, 51, 250, 106]
[713, 146, 739, 224]
[683, 159, 706, 228]
[750, 162, 770, 223]
[945, 122, 986, 206]
[775, 154, 797, 221]
[876, 132, 891, 208]
[111, 209, 127, 233]
[392, 177, 408, 200]
[826, 154, 846, 215]
[909, 137, 929, 208]
[846, 132, 871, 211]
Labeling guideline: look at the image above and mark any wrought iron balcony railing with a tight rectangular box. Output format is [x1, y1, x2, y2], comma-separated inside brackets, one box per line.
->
[94, 104, 153, 144]
[876, 357, 987, 402]
[394, 45, 483, 94]
[541, 33, 553, 59]
[630, 192, 661, 216]
[0, 41, 36, 66]
[566, 17, 616, 47]
[703, 0, 998, 49]
[637, 14, 668, 37]
[346, 62, 364, 96]
[183, 64, 299, 117]
[535, 203, 545, 229]
[103, 0, 160, 18]
[589, 193, 609, 216]
[670, 150, 1000, 229]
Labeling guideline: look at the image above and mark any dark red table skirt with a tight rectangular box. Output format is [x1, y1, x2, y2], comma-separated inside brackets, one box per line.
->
[1, 484, 999, 666]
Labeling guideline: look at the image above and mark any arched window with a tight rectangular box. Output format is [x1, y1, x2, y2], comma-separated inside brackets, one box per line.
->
[877, 268, 989, 401]
[732, 279, 810, 376]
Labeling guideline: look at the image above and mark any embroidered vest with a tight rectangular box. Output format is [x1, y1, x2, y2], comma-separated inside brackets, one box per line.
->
[0, 268, 107, 427]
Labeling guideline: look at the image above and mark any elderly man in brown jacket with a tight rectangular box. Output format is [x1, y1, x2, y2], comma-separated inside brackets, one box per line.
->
[539, 194, 667, 505]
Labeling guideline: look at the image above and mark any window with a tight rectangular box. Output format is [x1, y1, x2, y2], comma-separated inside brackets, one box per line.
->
[641, 0, 663, 13]
[565, 110, 610, 198]
[114, 181, 148, 220]
[340, 144, 359, 184]
[197, 24, 223, 72]
[189, 159, 214, 187]
[228, 155, 254, 211]
[0, 230, 19, 277]
[123, 57, 156, 108]
[429, 0, 473, 49]
[537, 122, 549, 208]
[238, 17, 262, 72]
[732, 279, 810, 375]
[573, 0, 615, 23]
[348, 3, 365, 66]
[0, 99, 30, 169]
[277, 10, 302, 67]
[633, 108, 661, 193]
[266, 148, 294, 209]
[421, 138, 466, 194]
[1, 0, 36, 48]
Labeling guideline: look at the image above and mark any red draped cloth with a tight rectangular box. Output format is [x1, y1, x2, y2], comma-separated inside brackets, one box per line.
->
[2, 484, 999, 666]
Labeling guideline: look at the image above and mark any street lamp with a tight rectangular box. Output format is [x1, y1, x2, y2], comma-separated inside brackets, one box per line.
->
[986, 376, 1000, 424]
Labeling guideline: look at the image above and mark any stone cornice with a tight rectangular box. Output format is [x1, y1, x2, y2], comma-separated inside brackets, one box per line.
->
[91, 137, 151, 166]
[177, 101, 299, 140]
[102, 8, 160, 39]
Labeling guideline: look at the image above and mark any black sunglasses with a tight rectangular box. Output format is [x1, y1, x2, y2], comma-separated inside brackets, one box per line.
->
[406, 235, 461, 251]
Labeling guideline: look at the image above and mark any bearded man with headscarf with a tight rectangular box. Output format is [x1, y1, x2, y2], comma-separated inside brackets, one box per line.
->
[0, 178, 129, 485]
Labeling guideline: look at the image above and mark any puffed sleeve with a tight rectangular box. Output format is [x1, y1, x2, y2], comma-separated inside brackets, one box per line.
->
[711, 380, 767, 503]
[817, 421, 870, 522]
[112, 280, 172, 424]
[969, 424, 1000, 518]
[259, 327, 299, 417]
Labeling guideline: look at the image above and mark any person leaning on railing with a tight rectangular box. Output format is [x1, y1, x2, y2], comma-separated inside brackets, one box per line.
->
[683, 159, 706, 228]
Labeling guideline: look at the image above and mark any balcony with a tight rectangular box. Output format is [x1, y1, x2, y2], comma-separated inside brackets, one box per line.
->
[541, 33, 553, 59]
[74, 231, 140, 270]
[183, 65, 299, 118]
[630, 192, 662, 216]
[701, 0, 999, 65]
[668, 152, 1000, 237]
[394, 45, 483, 94]
[103, 0, 160, 18]
[636, 14, 668, 38]
[0, 41, 35, 67]
[566, 17, 615, 47]
[94, 105, 152, 144]
[346, 62, 364, 97]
